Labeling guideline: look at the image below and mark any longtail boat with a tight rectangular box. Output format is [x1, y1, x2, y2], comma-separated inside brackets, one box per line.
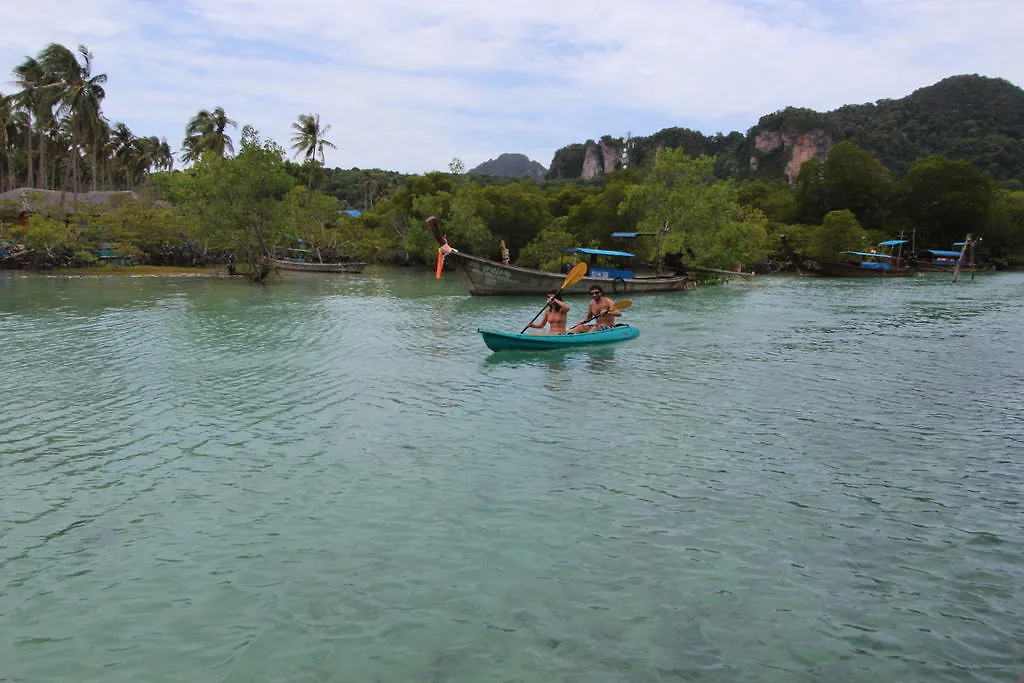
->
[916, 237, 994, 274]
[783, 237, 917, 277]
[273, 249, 366, 273]
[478, 325, 640, 352]
[428, 217, 694, 296]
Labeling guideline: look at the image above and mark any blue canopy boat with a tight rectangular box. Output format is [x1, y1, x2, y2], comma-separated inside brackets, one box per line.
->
[791, 239, 917, 277]
[916, 242, 994, 273]
[478, 325, 640, 352]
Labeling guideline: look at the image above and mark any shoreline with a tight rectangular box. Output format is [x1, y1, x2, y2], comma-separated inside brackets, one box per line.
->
[2, 265, 228, 277]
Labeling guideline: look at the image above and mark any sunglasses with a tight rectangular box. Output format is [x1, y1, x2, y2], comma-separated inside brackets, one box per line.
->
[589, 291, 601, 296]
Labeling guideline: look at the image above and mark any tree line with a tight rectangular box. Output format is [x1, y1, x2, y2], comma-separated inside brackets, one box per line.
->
[1, 44, 1022, 281]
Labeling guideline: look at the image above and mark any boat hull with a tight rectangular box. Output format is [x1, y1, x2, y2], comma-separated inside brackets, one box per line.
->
[803, 261, 917, 277]
[273, 259, 367, 273]
[915, 262, 995, 273]
[454, 252, 693, 295]
[478, 325, 640, 351]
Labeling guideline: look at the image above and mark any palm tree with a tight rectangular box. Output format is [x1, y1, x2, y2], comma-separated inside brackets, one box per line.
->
[11, 56, 46, 188]
[111, 122, 137, 189]
[290, 113, 336, 188]
[0, 93, 13, 191]
[290, 113, 336, 164]
[182, 106, 236, 161]
[154, 137, 174, 171]
[38, 43, 108, 193]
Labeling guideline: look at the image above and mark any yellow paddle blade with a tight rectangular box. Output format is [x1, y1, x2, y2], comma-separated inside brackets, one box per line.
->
[562, 261, 588, 288]
[612, 299, 633, 311]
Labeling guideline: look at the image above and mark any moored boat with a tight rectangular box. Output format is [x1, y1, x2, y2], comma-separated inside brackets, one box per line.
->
[272, 259, 367, 273]
[784, 238, 917, 277]
[272, 248, 367, 273]
[915, 239, 994, 273]
[478, 324, 640, 351]
[452, 251, 693, 295]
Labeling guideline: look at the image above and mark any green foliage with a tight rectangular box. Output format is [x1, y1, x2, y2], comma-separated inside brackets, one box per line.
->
[446, 185, 496, 257]
[565, 177, 634, 249]
[795, 141, 893, 230]
[630, 127, 720, 168]
[807, 210, 868, 262]
[756, 107, 835, 136]
[737, 180, 798, 225]
[85, 200, 187, 264]
[516, 217, 579, 271]
[476, 183, 551, 261]
[621, 149, 770, 269]
[546, 143, 587, 179]
[469, 153, 546, 179]
[752, 75, 1024, 185]
[319, 167, 407, 210]
[988, 189, 1024, 263]
[18, 214, 70, 255]
[893, 155, 995, 248]
[177, 126, 295, 281]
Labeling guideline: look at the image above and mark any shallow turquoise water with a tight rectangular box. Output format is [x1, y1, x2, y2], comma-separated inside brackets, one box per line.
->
[1, 268, 1022, 682]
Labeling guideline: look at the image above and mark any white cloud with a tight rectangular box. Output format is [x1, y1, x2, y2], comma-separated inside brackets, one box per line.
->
[2, 0, 1022, 173]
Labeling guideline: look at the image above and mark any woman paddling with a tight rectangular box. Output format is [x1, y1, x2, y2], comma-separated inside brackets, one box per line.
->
[525, 292, 569, 334]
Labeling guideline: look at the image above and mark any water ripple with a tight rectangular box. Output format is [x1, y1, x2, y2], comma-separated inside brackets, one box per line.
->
[1, 270, 1023, 682]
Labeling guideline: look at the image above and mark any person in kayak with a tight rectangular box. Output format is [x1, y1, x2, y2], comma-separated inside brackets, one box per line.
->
[526, 291, 570, 334]
[571, 285, 620, 333]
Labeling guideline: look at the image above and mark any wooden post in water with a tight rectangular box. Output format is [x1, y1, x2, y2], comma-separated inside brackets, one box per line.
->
[952, 233, 971, 283]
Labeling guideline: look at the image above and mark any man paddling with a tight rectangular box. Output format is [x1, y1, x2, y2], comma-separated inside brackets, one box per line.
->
[570, 285, 620, 333]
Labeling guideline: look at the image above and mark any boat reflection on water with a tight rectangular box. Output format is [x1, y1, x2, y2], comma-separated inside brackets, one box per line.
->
[481, 344, 619, 372]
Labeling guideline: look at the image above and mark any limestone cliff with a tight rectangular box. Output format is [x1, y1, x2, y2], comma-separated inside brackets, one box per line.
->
[580, 138, 626, 178]
[751, 129, 833, 183]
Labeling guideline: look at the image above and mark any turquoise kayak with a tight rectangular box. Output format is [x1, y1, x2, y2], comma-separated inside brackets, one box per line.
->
[478, 325, 639, 351]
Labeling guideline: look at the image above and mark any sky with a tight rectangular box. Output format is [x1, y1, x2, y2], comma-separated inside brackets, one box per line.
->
[1, 0, 1022, 174]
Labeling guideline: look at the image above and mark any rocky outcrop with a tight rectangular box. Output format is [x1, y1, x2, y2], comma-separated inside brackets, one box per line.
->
[751, 129, 833, 183]
[469, 153, 547, 179]
[580, 139, 626, 179]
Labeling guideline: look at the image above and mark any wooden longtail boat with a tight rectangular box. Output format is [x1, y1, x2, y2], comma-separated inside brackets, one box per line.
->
[272, 259, 367, 273]
[427, 217, 694, 296]
[272, 249, 366, 273]
[783, 237, 917, 277]
[916, 238, 994, 274]
[478, 324, 640, 351]
[451, 251, 693, 295]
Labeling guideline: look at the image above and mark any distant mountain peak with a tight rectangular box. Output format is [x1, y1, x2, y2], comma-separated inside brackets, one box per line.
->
[469, 153, 547, 179]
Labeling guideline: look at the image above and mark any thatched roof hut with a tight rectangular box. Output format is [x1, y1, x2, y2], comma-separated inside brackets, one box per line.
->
[0, 188, 141, 214]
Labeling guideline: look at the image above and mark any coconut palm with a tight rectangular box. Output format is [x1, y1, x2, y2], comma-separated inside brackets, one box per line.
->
[0, 93, 13, 191]
[290, 113, 336, 189]
[290, 113, 336, 165]
[182, 106, 236, 161]
[154, 137, 174, 171]
[37, 43, 108, 192]
[11, 56, 47, 188]
[111, 122, 137, 189]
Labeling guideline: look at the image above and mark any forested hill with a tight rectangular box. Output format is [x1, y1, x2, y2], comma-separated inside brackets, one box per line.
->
[546, 74, 1024, 186]
[469, 153, 547, 179]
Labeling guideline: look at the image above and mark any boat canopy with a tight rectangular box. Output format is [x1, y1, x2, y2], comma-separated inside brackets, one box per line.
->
[562, 247, 635, 258]
[878, 239, 909, 246]
[920, 249, 962, 258]
[611, 232, 660, 238]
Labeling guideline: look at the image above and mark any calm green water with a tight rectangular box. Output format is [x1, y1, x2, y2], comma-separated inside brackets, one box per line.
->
[1, 268, 1022, 683]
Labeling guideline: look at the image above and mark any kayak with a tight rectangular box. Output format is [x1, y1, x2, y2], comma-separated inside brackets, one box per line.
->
[478, 324, 640, 351]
